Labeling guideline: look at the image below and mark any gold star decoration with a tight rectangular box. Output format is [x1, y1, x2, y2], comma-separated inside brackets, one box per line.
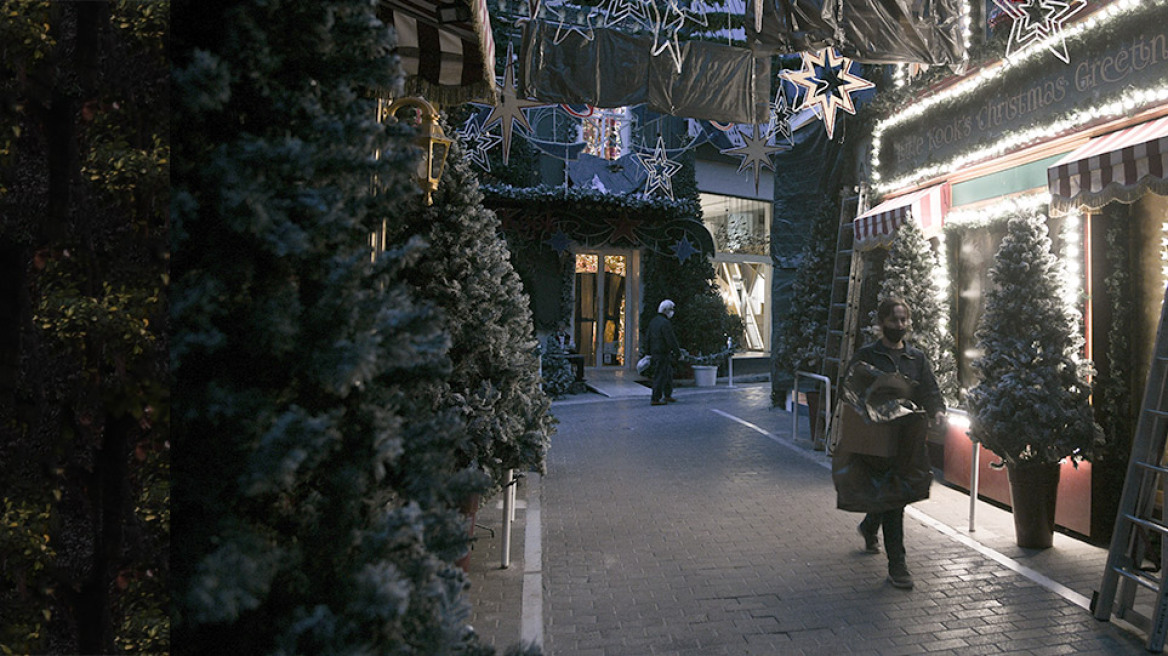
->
[482, 43, 547, 164]
[991, 0, 1086, 64]
[720, 125, 786, 194]
[782, 48, 875, 140]
[636, 136, 683, 200]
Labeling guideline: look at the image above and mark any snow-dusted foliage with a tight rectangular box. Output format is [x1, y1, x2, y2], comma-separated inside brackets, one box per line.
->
[966, 213, 1102, 466]
[878, 219, 959, 404]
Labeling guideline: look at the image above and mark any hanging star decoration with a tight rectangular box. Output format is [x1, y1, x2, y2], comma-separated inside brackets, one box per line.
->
[457, 116, 503, 172]
[545, 229, 573, 254]
[990, 0, 1086, 64]
[720, 125, 785, 194]
[671, 235, 699, 263]
[598, 0, 651, 29]
[782, 48, 874, 140]
[636, 136, 683, 200]
[765, 87, 795, 147]
[482, 43, 546, 164]
[648, 0, 708, 74]
[549, 2, 597, 44]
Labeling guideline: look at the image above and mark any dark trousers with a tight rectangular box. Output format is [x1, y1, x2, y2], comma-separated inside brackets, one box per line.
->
[651, 357, 673, 402]
[861, 507, 905, 564]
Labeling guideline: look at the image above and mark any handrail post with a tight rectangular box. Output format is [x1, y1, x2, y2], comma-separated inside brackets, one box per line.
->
[793, 371, 832, 444]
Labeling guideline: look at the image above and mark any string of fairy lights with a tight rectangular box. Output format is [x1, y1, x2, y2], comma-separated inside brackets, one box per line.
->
[871, 0, 1165, 195]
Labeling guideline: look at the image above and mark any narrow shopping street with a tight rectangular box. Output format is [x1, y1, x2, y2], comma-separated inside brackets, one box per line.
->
[469, 382, 1146, 655]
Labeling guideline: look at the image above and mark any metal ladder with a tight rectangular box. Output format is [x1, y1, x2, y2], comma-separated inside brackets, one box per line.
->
[1093, 282, 1168, 652]
[820, 186, 867, 450]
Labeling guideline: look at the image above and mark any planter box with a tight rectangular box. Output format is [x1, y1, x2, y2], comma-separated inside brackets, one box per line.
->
[693, 365, 717, 387]
[942, 418, 1092, 537]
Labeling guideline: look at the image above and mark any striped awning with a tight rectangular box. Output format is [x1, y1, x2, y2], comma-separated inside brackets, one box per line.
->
[379, 0, 497, 105]
[1048, 114, 1168, 215]
[853, 183, 950, 251]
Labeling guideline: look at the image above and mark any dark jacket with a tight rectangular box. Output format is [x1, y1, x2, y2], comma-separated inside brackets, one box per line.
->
[645, 313, 680, 358]
[832, 339, 942, 513]
[848, 340, 945, 418]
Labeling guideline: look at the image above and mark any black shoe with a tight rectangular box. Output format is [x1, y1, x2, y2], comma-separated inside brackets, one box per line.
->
[651, 400, 667, 406]
[858, 525, 879, 554]
[664, 396, 677, 403]
[888, 562, 914, 589]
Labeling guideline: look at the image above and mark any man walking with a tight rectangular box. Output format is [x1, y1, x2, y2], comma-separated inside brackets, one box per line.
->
[646, 299, 680, 406]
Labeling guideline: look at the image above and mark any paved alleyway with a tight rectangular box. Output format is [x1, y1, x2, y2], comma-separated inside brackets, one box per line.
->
[469, 383, 1149, 655]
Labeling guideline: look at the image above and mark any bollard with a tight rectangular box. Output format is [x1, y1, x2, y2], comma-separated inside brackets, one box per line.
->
[501, 469, 514, 568]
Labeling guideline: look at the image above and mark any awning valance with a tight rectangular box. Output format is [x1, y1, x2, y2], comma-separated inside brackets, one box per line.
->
[1048, 114, 1168, 215]
[853, 183, 949, 251]
[378, 0, 497, 105]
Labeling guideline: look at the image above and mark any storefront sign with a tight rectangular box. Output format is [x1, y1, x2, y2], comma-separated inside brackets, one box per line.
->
[878, 5, 1168, 181]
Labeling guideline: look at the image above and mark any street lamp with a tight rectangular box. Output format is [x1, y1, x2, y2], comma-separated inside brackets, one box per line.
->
[382, 96, 453, 205]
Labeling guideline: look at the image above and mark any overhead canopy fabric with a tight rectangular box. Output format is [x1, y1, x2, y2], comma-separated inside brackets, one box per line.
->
[854, 183, 950, 251]
[520, 20, 770, 124]
[747, 0, 966, 65]
[1048, 114, 1168, 215]
[378, 0, 497, 105]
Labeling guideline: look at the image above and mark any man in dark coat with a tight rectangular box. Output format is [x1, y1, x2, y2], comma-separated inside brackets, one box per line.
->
[645, 299, 680, 406]
[832, 298, 945, 590]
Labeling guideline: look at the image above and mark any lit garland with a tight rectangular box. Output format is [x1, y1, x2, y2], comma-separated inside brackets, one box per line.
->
[1060, 208, 1083, 314]
[943, 191, 1051, 229]
[1161, 221, 1168, 290]
[871, 0, 1163, 194]
[934, 230, 952, 336]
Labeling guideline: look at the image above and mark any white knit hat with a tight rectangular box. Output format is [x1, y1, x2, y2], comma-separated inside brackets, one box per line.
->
[658, 299, 675, 314]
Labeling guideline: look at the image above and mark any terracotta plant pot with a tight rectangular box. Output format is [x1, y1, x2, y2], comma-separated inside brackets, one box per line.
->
[1006, 461, 1062, 549]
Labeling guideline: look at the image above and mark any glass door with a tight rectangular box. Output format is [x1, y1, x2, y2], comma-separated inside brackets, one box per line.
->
[574, 252, 629, 367]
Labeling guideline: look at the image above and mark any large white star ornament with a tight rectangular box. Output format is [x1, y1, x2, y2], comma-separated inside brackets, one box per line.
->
[720, 126, 785, 193]
[550, 3, 597, 44]
[782, 48, 874, 140]
[636, 136, 683, 200]
[457, 117, 502, 172]
[482, 43, 547, 164]
[991, 0, 1086, 64]
[599, 0, 651, 29]
[649, 0, 708, 74]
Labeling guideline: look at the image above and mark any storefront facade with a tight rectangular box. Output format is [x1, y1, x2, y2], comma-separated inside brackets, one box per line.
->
[861, 0, 1168, 539]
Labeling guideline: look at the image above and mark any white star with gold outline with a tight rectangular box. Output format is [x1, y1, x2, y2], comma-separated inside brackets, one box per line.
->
[991, 0, 1086, 64]
[720, 125, 785, 193]
[482, 43, 548, 164]
[636, 136, 683, 200]
[782, 48, 874, 140]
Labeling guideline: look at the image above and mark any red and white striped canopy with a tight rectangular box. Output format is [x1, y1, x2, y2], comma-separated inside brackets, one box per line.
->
[379, 0, 497, 105]
[853, 183, 950, 251]
[1048, 114, 1168, 215]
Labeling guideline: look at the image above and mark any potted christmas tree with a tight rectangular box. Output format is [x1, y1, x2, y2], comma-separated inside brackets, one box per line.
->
[966, 212, 1102, 548]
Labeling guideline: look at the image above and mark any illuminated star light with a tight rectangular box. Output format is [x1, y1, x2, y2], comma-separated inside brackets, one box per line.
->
[990, 0, 1087, 64]
[457, 116, 503, 172]
[482, 43, 547, 164]
[598, 0, 651, 29]
[782, 48, 875, 140]
[649, 0, 708, 74]
[636, 136, 683, 200]
[720, 125, 785, 194]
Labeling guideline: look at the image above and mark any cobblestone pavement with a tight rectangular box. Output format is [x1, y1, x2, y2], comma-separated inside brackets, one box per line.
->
[469, 383, 1148, 655]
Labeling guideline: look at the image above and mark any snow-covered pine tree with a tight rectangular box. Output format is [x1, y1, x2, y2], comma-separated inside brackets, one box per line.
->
[878, 219, 959, 404]
[966, 213, 1102, 467]
[401, 136, 553, 490]
[774, 197, 836, 375]
[172, 1, 495, 652]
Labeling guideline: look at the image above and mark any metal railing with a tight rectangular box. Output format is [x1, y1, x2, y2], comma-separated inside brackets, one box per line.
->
[792, 371, 831, 446]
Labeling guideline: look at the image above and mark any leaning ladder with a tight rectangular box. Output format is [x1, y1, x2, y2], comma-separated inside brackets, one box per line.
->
[821, 187, 867, 451]
[1093, 282, 1168, 652]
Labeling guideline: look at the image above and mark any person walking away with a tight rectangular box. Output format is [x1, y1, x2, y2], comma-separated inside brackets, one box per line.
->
[832, 298, 945, 589]
[646, 299, 680, 406]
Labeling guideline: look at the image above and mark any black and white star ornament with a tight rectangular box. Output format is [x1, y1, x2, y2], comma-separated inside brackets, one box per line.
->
[720, 126, 785, 193]
[991, 0, 1086, 64]
[457, 116, 503, 172]
[782, 48, 874, 140]
[636, 135, 683, 200]
[765, 87, 795, 147]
